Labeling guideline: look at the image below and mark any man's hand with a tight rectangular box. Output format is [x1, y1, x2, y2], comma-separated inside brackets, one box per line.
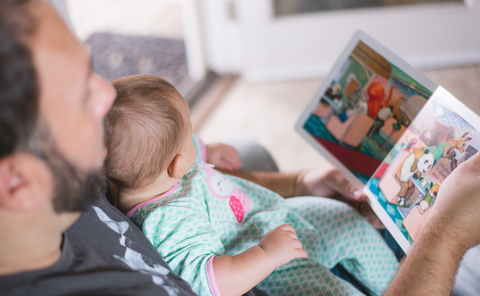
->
[258, 224, 308, 268]
[385, 149, 480, 296]
[206, 143, 242, 171]
[296, 166, 384, 228]
[429, 151, 480, 250]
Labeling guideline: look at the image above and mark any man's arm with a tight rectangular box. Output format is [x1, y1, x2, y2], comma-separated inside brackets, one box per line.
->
[384, 214, 466, 295]
[385, 152, 480, 295]
[219, 166, 361, 199]
[220, 166, 384, 228]
[217, 169, 300, 198]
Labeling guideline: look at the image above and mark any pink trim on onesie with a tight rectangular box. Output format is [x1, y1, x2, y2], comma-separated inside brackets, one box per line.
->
[206, 256, 222, 296]
[126, 183, 180, 218]
[198, 137, 207, 162]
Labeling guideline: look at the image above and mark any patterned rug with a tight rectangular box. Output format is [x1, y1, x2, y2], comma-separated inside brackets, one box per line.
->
[85, 32, 195, 98]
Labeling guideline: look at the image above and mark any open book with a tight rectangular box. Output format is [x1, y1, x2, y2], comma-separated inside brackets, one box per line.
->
[295, 31, 480, 254]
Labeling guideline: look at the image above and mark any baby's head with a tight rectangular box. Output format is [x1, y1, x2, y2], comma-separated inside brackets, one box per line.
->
[105, 74, 196, 193]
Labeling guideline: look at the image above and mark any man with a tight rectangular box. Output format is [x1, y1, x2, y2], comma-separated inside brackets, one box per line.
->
[0, 0, 193, 294]
[0, 0, 479, 295]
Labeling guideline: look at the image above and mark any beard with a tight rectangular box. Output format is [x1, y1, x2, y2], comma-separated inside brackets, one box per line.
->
[48, 153, 106, 213]
[26, 123, 106, 213]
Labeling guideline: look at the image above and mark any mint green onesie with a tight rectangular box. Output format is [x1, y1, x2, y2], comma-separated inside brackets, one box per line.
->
[128, 139, 398, 296]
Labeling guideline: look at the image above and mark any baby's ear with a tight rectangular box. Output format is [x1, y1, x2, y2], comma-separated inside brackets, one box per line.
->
[167, 154, 184, 180]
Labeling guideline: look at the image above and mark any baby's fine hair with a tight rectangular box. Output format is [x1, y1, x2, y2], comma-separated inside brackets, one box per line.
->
[105, 74, 186, 189]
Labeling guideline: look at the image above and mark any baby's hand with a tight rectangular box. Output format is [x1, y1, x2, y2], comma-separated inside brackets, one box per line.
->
[206, 143, 242, 171]
[258, 224, 308, 268]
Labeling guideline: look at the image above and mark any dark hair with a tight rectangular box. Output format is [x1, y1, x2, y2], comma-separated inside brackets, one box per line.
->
[106, 74, 186, 189]
[0, 0, 39, 159]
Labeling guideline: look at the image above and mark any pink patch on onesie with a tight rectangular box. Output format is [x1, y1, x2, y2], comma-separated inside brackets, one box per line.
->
[204, 163, 251, 222]
[229, 196, 244, 223]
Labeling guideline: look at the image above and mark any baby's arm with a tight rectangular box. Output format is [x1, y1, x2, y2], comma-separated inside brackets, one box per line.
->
[213, 224, 307, 296]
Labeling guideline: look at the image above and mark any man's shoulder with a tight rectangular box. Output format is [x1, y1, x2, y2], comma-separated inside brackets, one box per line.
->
[0, 197, 196, 296]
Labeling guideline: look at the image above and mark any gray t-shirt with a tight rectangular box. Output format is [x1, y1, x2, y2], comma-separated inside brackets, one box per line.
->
[0, 197, 196, 296]
[0, 197, 267, 296]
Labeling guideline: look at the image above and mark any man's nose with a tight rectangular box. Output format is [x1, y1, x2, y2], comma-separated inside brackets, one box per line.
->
[93, 74, 116, 120]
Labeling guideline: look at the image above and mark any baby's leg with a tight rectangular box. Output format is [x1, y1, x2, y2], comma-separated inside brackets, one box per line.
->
[257, 261, 365, 296]
[285, 197, 398, 296]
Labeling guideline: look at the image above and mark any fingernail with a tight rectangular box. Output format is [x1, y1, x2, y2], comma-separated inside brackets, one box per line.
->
[353, 190, 362, 199]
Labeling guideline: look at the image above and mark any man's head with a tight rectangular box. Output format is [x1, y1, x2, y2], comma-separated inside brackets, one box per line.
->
[106, 74, 195, 191]
[0, 0, 115, 232]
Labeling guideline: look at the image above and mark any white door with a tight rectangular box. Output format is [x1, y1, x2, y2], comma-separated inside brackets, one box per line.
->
[224, 0, 480, 82]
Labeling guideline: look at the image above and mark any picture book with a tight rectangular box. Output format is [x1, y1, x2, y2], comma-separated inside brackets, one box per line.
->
[295, 31, 480, 254]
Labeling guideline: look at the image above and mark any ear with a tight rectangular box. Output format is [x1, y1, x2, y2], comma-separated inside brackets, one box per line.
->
[465, 137, 472, 142]
[167, 154, 184, 180]
[0, 154, 49, 211]
[462, 132, 469, 138]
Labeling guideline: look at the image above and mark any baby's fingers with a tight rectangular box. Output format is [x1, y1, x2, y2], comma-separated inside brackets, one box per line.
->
[291, 237, 303, 249]
[278, 224, 296, 233]
[231, 152, 242, 169]
[292, 248, 308, 259]
[224, 147, 242, 169]
[221, 157, 240, 171]
[216, 158, 235, 171]
[290, 237, 307, 259]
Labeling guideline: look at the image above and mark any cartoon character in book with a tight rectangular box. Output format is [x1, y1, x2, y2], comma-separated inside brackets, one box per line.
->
[416, 182, 440, 211]
[204, 163, 251, 223]
[377, 106, 394, 122]
[417, 132, 472, 171]
[396, 149, 436, 206]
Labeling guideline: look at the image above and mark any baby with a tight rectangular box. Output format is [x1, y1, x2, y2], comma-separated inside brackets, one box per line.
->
[106, 74, 398, 296]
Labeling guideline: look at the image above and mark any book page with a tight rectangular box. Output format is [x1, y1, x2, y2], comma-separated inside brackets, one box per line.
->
[296, 32, 436, 187]
[364, 87, 480, 253]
